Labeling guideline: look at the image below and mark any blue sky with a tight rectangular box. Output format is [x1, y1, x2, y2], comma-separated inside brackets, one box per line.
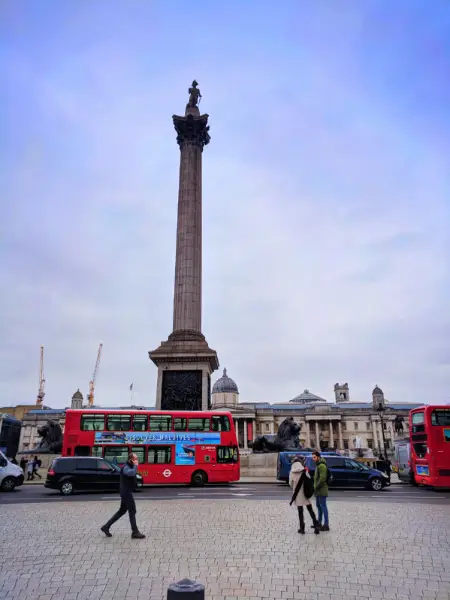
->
[1, 1, 450, 408]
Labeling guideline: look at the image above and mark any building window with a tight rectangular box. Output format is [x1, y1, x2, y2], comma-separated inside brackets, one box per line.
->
[342, 423, 346, 430]
[354, 422, 358, 430]
[367, 439, 373, 449]
[366, 423, 371, 430]
[265, 423, 270, 433]
[383, 422, 387, 430]
[344, 441, 349, 450]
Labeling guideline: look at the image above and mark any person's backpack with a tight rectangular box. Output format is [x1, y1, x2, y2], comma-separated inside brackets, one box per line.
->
[326, 465, 333, 485]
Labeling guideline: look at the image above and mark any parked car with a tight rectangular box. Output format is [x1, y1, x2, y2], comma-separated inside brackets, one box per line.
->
[277, 451, 340, 482]
[0, 450, 24, 491]
[45, 457, 143, 496]
[304, 455, 390, 491]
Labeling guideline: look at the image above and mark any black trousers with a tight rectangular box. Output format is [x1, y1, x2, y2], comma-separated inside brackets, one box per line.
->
[104, 493, 138, 533]
[297, 504, 318, 529]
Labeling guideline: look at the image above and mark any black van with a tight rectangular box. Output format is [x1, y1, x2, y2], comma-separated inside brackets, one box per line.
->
[45, 457, 143, 496]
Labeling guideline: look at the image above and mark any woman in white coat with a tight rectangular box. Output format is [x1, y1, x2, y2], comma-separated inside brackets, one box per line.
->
[289, 459, 320, 534]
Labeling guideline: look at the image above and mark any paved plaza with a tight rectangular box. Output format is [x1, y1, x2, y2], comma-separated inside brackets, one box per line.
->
[1, 498, 449, 600]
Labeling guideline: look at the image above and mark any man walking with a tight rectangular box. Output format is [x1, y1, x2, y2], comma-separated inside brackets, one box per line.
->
[101, 452, 145, 539]
[312, 451, 330, 531]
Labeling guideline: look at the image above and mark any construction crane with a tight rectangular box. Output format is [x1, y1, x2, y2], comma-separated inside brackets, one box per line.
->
[87, 343, 103, 407]
[36, 346, 45, 405]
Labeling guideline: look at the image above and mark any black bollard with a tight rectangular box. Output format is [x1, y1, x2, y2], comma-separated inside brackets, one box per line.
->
[167, 578, 205, 600]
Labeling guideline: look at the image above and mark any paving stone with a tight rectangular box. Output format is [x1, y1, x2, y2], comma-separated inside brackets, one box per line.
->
[0, 500, 449, 599]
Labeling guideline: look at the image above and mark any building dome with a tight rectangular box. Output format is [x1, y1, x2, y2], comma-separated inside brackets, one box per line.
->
[72, 389, 83, 399]
[289, 389, 327, 404]
[372, 385, 383, 395]
[212, 368, 239, 394]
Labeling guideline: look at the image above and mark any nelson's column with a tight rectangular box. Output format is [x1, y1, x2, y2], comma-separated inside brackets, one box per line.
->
[149, 81, 219, 410]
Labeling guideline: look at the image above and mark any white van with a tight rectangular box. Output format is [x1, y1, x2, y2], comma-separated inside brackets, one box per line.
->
[394, 441, 412, 484]
[0, 450, 24, 491]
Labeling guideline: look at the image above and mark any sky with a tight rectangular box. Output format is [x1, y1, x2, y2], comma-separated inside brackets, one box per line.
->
[1, 1, 450, 409]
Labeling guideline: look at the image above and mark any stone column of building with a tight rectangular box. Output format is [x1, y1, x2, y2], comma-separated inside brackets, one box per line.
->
[243, 420, 248, 450]
[305, 422, 311, 447]
[338, 422, 344, 449]
[372, 420, 378, 451]
[315, 422, 320, 449]
[149, 83, 219, 410]
[252, 419, 256, 442]
[378, 421, 384, 453]
[234, 420, 239, 447]
[389, 420, 395, 444]
[329, 421, 334, 448]
[270, 421, 274, 435]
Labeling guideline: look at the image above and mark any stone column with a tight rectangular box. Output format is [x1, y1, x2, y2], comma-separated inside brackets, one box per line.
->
[149, 91, 219, 412]
[372, 420, 378, 451]
[270, 421, 274, 435]
[252, 419, 256, 441]
[172, 113, 210, 334]
[305, 422, 311, 447]
[329, 421, 334, 448]
[338, 422, 344, 450]
[235, 420, 239, 447]
[243, 420, 248, 450]
[315, 422, 320, 449]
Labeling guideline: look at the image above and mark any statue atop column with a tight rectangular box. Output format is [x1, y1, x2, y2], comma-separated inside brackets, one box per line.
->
[185, 80, 202, 116]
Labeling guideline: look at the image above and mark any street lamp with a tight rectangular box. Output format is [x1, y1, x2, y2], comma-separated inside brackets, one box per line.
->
[376, 402, 388, 459]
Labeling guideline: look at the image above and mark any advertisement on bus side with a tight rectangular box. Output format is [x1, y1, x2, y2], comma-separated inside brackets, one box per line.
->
[94, 431, 221, 446]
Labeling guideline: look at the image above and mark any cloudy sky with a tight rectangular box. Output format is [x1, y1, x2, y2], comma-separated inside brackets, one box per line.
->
[1, 1, 449, 409]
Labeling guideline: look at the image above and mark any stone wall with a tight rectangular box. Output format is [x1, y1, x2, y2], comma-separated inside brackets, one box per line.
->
[240, 453, 278, 478]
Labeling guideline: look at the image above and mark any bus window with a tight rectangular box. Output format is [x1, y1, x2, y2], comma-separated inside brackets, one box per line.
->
[149, 415, 172, 431]
[133, 415, 148, 431]
[91, 446, 103, 457]
[107, 415, 131, 431]
[188, 418, 210, 431]
[212, 416, 231, 432]
[413, 443, 427, 459]
[148, 446, 172, 464]
[74, 445, 90, 456]
[431, 410, 450, 426]
[104, 446, 129, 464]
[174, 418, 187, 431]
[217, 446, 238, 463]
[81, 414, 105, 431]
[131, 446, 145, 464]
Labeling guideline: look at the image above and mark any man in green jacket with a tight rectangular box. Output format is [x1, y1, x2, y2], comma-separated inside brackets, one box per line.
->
[312, 451, 329, 531]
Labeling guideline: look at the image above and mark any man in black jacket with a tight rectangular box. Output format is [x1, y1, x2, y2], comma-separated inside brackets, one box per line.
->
[101, 452, 145, 539]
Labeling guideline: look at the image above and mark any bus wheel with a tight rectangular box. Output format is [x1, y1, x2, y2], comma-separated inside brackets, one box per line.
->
[191, 470, 207, 487]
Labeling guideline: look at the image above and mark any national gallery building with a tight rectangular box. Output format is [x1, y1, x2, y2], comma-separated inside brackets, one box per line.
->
[211, 369, 421, 454]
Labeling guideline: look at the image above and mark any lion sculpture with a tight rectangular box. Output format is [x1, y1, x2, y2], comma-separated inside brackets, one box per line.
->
[32, 420, 63, 454]
[252, 417, 302, 453]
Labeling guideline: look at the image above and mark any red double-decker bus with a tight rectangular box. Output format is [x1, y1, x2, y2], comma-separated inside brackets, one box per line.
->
[62, 409, 240, 486]
[410, 405, 450, 488]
